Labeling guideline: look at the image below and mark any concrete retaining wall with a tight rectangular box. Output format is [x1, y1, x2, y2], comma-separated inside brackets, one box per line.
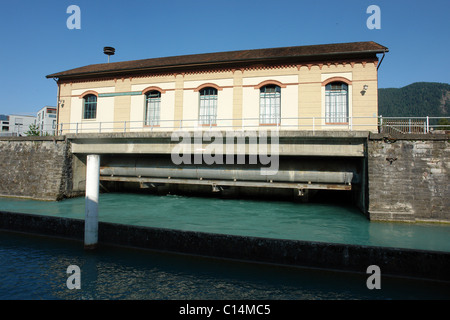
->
[0, 136, 74, 200]
[368, 133, 450, 222]
[1, 210, 449, 282]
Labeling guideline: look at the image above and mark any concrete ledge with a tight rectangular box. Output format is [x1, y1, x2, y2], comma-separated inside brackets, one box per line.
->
[67, 130, 368, 156]
[369, 132, 450, 141]
[368, 211, 417, 222]
[66, 130, 371, 140]
[1, 210, 449, 282]
[0, 211, 84, 239]
[0, 136, 66, 142]
[0, 194, 61, 202]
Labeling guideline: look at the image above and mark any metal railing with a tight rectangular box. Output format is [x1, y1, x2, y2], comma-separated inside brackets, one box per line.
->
[379, 116, 450, 134]
[33, 123, 57, 136]
[56, 116, 450, 135]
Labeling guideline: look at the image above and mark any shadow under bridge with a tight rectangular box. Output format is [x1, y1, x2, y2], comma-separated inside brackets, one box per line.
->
[68, 131, 368, 209]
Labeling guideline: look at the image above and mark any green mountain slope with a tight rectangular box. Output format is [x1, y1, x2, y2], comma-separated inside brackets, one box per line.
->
[378, 82, 450, 117]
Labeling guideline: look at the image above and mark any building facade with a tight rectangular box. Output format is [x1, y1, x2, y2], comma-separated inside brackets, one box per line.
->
[0, 114, 36, 136]
[0, 115, 9, 134]
[47, 41, 388, 134]
[36, 106, 57, 135]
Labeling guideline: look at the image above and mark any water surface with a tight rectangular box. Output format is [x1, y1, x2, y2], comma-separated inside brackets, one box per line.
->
[1, 193, 449, 252]
[1, 231, 449, 300]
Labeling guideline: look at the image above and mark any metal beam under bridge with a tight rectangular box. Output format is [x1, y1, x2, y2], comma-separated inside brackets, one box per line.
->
[99, 176, 352, 192]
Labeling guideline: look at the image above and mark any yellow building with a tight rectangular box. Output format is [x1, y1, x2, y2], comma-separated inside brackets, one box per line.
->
[46, 41, 388, 134]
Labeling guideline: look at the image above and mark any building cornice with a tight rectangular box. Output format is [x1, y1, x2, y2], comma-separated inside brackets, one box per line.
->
[49, 41, 387, 83]
[57, 58, 378, 86]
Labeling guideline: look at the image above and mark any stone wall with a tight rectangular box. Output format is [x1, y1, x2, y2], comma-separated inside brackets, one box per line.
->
[0, 136, 73, 201]
[368, 133, 450, 222]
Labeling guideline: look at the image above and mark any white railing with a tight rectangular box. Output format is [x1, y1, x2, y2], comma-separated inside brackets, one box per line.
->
[56, 116, 450, 135]
[379, 116, 450, 134]
[35, 123, 57, 136]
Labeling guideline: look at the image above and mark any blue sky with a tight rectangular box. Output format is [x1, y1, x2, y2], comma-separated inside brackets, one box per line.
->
[0, 0, 449, 115]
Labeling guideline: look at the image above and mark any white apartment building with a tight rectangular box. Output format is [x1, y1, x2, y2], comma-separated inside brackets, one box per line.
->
[0, 114, 36, 136]
[36, 106, 57, 135]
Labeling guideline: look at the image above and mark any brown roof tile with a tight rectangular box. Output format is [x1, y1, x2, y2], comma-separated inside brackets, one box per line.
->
[46, 41, 388, 80]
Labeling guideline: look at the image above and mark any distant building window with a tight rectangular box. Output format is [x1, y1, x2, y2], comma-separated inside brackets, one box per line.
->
[260, 85, 281, 124]
[199, 87, 218, 125]
[15, 118, 23, 126]
[325, 82, 348, 123]
[145, 91, 161, 126]
[83, 94, 97, 119]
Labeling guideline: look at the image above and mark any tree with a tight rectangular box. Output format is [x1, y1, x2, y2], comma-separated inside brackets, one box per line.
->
[24, 123, 41, 136]
[436, 118, 450, 131]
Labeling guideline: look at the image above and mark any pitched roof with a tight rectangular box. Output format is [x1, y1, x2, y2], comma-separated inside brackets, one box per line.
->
[46, 41, 388, 80]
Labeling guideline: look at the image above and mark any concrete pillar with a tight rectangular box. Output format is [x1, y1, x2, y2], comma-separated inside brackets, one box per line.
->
[84, 154, 100, 249]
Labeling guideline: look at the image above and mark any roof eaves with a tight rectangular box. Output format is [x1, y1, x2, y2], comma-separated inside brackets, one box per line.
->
[46, 41, 388, 80]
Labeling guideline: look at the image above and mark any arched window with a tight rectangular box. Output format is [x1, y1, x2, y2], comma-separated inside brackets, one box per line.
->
[260, 85, 281, 124]
[145, 90, 161, 126]
[325, 82, 348, 123]
[83, 94, 97, 119]
[199, 87, 218, 125]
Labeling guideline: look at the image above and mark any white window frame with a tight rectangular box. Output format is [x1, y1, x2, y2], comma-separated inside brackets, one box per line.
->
[145, 90, 161, 126]
[83, 94, 97, 120]
[198, 87, 218, 126]
[259, 85, 281, 125]
[325, 82, 349, 124]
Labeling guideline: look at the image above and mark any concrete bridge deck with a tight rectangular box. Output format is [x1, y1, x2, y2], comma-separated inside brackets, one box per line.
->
[66, 130, 369, 157]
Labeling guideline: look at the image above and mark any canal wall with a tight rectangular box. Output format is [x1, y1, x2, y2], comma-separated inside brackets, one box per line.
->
[0, 136, 74, 201]
[367, 133, 450, 223]
[0, 210, 449, 282]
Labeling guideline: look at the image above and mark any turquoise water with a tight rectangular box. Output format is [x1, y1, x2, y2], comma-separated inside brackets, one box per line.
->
[0, 192, 450, 252]
[1, 193, 450, 300]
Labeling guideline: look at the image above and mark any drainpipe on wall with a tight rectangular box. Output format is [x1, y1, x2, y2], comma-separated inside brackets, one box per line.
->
[377, 50, 386, 71]
[53, 77, 60, 136]
[376, 50, 386, 127]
